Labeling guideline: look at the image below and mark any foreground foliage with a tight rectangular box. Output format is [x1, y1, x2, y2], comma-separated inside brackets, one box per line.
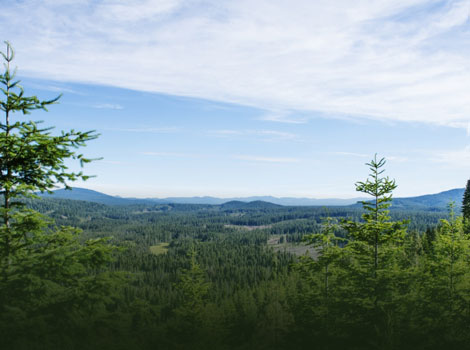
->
[13, 172, 470, 350]
[294, 158, 470, 350]
[0, 42, 122, 349]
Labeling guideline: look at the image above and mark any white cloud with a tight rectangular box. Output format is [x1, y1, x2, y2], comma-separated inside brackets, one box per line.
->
[101, 160, 125, 165]
[431, 146, 470, 167]
[24, 82, 82, 95]
[108, 127, 179, 133]
[259, 130, 298, 140]
[233, 155, 300, 163]
[142, 151, 195, 157]
[258, 112, 308, 124]
[386, 155, 409, 163]
[209, 129, 299, 141]
[94, 0, 182, 22]
[209, 130, 242, 136]
[93, 103, 124, 110]
[331, 152, 370, 158]
[3, 0, 470, 126]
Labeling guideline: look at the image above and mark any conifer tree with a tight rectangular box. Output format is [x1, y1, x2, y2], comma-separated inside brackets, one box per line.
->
[295, 217, 346, 348]
[302, 217, 345, 315]
[343, 155, 405, 275]
[462, 179, 470, 234]
[339, 155, 407, 347]
[413, 203, 470, 347]
[0, 41, 119, 348]
[169, 246, 211, 348]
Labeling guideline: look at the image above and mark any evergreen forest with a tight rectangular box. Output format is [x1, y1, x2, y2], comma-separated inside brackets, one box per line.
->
[3, 41, 470, 350]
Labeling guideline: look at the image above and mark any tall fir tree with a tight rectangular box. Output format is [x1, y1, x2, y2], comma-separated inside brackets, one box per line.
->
[340, 155, 407, 347]
[462, 179, 470, 234]
[0, 41, 121, 349]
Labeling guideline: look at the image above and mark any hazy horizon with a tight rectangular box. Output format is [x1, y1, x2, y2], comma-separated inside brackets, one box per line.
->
[52, 185, 463, 200]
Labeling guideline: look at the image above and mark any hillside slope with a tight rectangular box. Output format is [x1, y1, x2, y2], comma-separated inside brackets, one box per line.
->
[390, 188, 464, 210]
[38, 188, 154, 206]
[40, 187, 466, 210]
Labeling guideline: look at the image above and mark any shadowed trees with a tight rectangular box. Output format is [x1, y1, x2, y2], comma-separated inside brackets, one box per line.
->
[0, 41, 121, 349]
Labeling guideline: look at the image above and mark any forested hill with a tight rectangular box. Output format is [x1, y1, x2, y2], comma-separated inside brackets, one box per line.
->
[40, 187, 465, 209]
[39, 187, 366, 206]
[387, 188, 465, 210]
[38, 187, 155, 206]
[220, 200, 282, 209]
[27, 195, 449, 233]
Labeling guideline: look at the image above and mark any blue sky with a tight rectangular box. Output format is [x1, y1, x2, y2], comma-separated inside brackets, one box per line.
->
[2, 0, 470, 198]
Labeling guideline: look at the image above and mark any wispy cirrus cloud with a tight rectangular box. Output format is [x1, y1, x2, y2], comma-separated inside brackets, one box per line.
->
[209, 129, 299, 141]
[330, 152, 409, 162]
[430, 146, 470, 168]
[330, 152, 370, 158]
[24, 82, 83, 95]
[386, 155, 409, 163]
[258, 112, 308, 124]
[3, 1, 470, 127]
[93, 103, 124, 110]
[108, 127, 179, 133]
[233, 155, 300, 163]
[101, 160, 125, 165]
[141, 151, 198, 157]
[142, 152, 300, 163]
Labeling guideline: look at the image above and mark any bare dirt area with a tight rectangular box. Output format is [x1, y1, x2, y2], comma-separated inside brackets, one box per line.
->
[224, 224, 272, 231]
[267, 235, 318, 258]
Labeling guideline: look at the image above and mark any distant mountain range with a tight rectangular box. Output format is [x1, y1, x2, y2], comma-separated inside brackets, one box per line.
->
[148, 195, 368, 206]
[38, 187, 466, 210]
[38, 188, 154, 206]
[390, 188, 464, 210]
[38, 188, 368, 206]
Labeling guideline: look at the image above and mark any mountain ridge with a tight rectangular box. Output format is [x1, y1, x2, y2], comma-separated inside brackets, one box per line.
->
[38, 187, 466, 209]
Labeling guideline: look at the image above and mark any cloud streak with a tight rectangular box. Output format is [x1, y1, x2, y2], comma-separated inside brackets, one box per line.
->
[142, 151, 197, 157]
[430, 146, 470, 168]
[3, 0, 470, 126]
[108, 127, 179, 133]
[258, 112, 308, 124]
[93, 103, 124, 110]
[209, 129, 299, 141]
[330, 152, 370, 158]
[233, 155, 300, 163]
